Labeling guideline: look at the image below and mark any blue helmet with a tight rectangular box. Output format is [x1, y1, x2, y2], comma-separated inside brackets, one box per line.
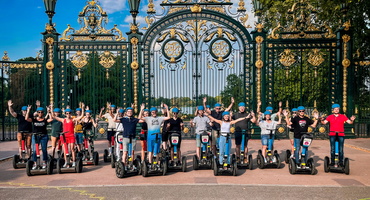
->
[238, 102, 246, 107]
[111, 105, 117, 108]
[21, 106, 28, 111]
[292, 108, 298, 112]
[126, 107, 133, 111]
[206, 105, 210, 108]
[332, 104, 340, 109]
[65, 108, 72, 113]
[36, 107, 44, 112]
[198, 106, 204, 111]
[222, 111, 230, 116]
[85, 110, 92, 113]
[75, 108, 82, 111]
[172, 108, 179, 113]
[150, 107, 157, 112]
[266, 106, 273, 111]
[214, 103, 222, 108]
[143, 109, 149, 112]
[53, 108, 61, 113]
[118, 109, 125, 113]
[297, 106, 305, 111]
[264, 111, 271, 115]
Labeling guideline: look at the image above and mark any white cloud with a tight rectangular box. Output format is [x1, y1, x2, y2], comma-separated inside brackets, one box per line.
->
[100, 0, 126, 14]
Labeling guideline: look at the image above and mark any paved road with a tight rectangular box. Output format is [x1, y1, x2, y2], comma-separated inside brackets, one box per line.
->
[1, 138, 370, 200]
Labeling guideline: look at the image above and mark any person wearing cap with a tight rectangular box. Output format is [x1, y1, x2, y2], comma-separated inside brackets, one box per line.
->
[99, 103, 117, 156]
[191, 106, 211, 159]
[113, 108, 126, 161]
[321, 104, 356, 167]
[51, 103, 85, 168]
[48, 107, 63, 158]
[139, 109, 150, 159]
[283, 106, 319, 164]
[232, 102, 256, 163]
[139, 103, 171, 164]
[286, 108, 298, 158]
[257, 101, 283, 122]
[205, 110, 250, 165]
[203, 97, 234, 156]
[7, 100, 33, 160]
[114, 106, 145, 165]
[166, 107, 184, 165]
[25, 105, 51, 169]
[74, 107, 85, 152]
[256, 111, 282, 162]
[81, 108, 98, 160]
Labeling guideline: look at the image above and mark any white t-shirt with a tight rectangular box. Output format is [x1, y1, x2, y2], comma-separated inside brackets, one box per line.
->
[259, 120, 278, 135]
[103, 113, 117, 130]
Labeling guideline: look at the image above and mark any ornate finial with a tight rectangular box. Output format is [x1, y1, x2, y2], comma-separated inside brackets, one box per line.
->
[130, 23, 139, 34]
[237, 0, 246, 12]
[343, 20, 351, 31]
[256, 23, 264, 32]
[2, 51, 10, 61]
[147, 0, 156, 14]
[45, 24, 54, 33]
[190, 4, 202, 13]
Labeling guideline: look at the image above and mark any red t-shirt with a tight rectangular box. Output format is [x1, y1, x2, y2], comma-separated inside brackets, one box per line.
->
[326, 114, 348, 136]
[63, 118, 75, 137]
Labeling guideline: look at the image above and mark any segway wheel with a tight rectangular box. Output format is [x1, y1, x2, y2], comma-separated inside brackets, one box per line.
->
[193, 155, 199, 170]
[142, 161, 148, 177]
[116, 162, 125, 178]
[76, 158, 83, 173]
[26, 160, 34, 176]
[257, 154, 265, 169]
[111, 154, 116, 168]
[307, 158, 317, 175]
[248, 155, 253, 170]
[289, 158, 296, 175]
[57, 158, 64, 174]
[258, 149, 262, 156]
[134, 159, 142, 175]
[47, 159, 53, 175]
[213, 158, 218, 176]
[275, 154, 281, 169]
[324, 156, 330, 173]
[232, 161, 238, 176]
[136, 155, 142, 163]
[285, 150, 291, 164]
[181, 156, 187, 172]
[93, 151, 99, 165]
[162, 158, 168, 176]
[344, 158, 350, 175]
[103, 149, 109, 162]
[13, 155, 20, 169]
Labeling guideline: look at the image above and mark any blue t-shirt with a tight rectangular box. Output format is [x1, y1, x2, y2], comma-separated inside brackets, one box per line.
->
[119, 117, 140, 138]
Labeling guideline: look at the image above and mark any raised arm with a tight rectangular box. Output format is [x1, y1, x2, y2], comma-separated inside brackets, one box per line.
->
[74, 103, 85, 121]
[98, 107, 105, 119]
[138, 103, 145, 120]
[113, 112, 120, 123]
[7, 100, 17, 118]
[25, 105, 32, 122]
[250, 111, 257, 123]
[346, 115, 356, 124]
[278, 101, 283, 114]
[256, 101, 262, 115]
[225, 97, 235, 112]
[204, 112, 222, 124]
[230, 115, 249, 125]
[163, 104, 171, 120]
[311, 112, 319, 128]
[283, 110, 292, 126]
[277, 112, 282, 125]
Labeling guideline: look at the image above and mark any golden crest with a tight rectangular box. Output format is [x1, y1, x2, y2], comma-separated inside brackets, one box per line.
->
[99, 51, 116, 69]
[342, 58, 351, 68]
[307, 127, 313, 133]
[255, 60, 263, 69]
[279, 49, 296, 67]
[46, 61, 54, 70]
[71, 51, 88, 69]
[190, 4, 202, 13]
[319, 127, 326, 133]
[308, 49, 325, 66]
[99, 128, 105, 134]
[278, 127, 285, 133]
[183, 127, 189, 134]
[230, 127, 235, 133]
[45, 37, 54, 45]
[130, 37, 139, 45]
[131, 61, 139, 70]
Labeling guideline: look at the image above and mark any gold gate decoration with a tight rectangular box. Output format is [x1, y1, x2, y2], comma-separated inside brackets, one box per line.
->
[99, 51, 116, 79]
[70, 51, 88, 79]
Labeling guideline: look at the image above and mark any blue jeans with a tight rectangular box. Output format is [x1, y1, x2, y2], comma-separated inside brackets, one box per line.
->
[219, 135, 231, 164]
[294, 138, 301, 164]
[330, 136, 345, 163]
[32, 134, 49, 162]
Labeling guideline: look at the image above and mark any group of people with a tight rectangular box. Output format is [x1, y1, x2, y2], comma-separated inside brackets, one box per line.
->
[9, 96, 356, 171]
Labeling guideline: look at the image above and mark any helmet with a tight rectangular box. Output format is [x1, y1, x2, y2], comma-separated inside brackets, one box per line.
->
[143, 109, 149, 112]
[65, 108, 72, 113]
[172, 108, 179, 113]
[111, 105, 117, 108]
[21, 106, 28, 111]
[238, 102, 246, 107]
[297, 106, 305, 111]
[53, 108, 61, 113]
[118, 109, 125, 113]
[292, 108, 298, 112]
[332, 104, 340, 109]
[214, 103, 222, 108]
[36, 107, 44, 112]
[222, 111, 230, 116]
[197, 106, 204, 111]
[149, 107, 157, 112]
[126, 107, 133, 111]
[85, 110, 92, 113]
[266, 106, 273, 111]
[264, 111, 271, 115]
[75, 108, 82, 111]
[206, 105, 210, 108]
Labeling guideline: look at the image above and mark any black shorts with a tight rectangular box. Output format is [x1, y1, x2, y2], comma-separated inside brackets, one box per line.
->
[107, 131, 115, 141]
[235, 132, 249, 146]
[162, 131, 169, 142]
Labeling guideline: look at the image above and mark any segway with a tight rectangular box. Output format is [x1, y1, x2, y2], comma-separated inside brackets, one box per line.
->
[142, 132, 168, 177]
[167, 131, 187, 172]
[289, 133, 317, 175]
[193, 131, 213, 170]
[257, 130, 281, 169]
[116, 136, 142, 178]
[237, 129, 253, 170]
[104, 134, 115, 163]
[13, 131, 29, 169]
[324, 132, 349, 175]
[80, 131, 99, 166]
[56, 132, 83, 173]
[26, 132, 53, 176]
[213, 133, 238, 176]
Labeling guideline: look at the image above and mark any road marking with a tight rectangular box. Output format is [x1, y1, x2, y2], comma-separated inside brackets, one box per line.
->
[0, 182, 106, 200]
[344, 144, 370, 153]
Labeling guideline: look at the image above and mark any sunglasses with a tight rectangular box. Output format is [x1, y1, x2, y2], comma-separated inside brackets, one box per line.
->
[298, 110, 305, 112]
[215, 107, 221, 110]
[65, 112, 71, 114]
[173, 112, 178, 114]
[37, 111, 43, 113]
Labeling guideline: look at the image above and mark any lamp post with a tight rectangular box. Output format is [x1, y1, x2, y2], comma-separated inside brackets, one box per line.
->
[43, 0, 57, 25]
[128, 0, 141, 25]
[253, 0, 263, 19]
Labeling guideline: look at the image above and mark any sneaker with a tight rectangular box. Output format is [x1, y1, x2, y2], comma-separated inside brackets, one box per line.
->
[63, 163, 67, 168]
[272, 157, 277, 163]
[72, 162, 76, 167]
[264, 158, 267, 163]
[32, 164, 37, 170]
[42, 163, 47, 169]
[290, 154, 294, 159]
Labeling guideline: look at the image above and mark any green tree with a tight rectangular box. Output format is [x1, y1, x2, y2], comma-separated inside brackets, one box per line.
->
[220, 74, 244, 110]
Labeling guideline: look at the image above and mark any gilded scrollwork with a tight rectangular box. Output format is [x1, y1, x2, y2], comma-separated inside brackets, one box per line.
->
[71, 51, 88, 69]
[99, 51, 116, 69]
[279, 49, 296, 67]
[307, 49, 325, 67]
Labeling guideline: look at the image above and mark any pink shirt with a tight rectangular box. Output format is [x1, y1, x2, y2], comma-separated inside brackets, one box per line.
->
[326, 114, 348, 136]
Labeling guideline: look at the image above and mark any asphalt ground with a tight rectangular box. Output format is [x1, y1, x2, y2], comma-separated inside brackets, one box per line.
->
[1, 138, 370, 200]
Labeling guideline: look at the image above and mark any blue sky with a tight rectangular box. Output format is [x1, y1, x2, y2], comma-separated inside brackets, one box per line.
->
[0, 0, 256, 61]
